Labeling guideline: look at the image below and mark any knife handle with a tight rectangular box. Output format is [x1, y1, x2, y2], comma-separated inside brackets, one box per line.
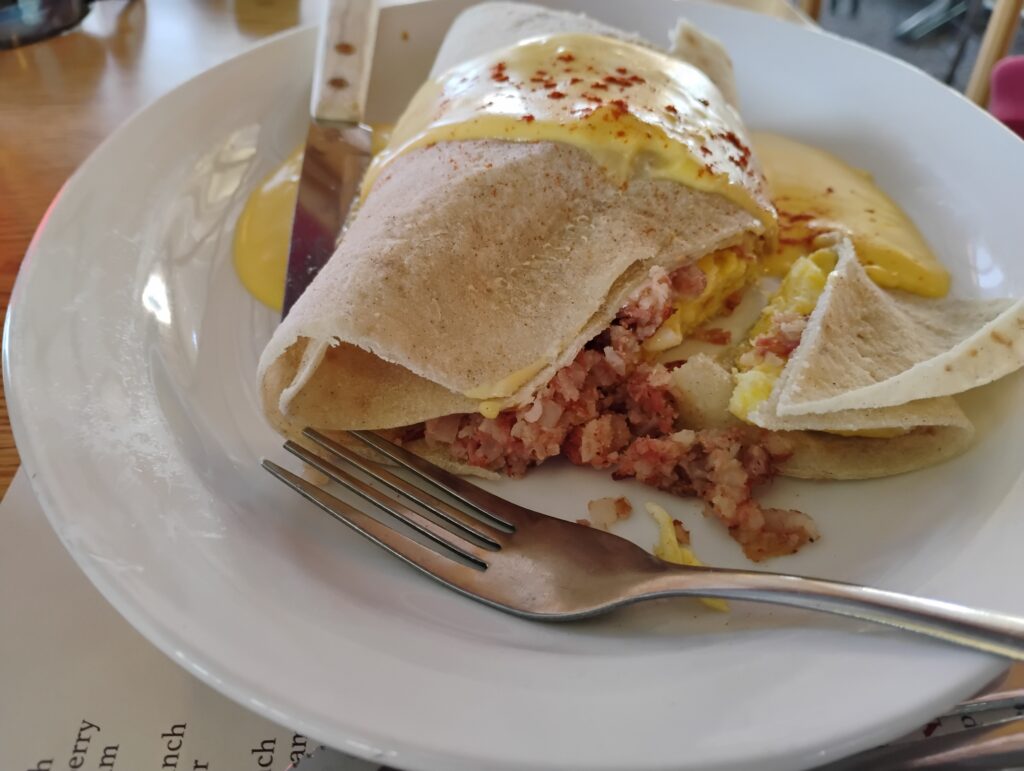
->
[311, 0, 379, 124]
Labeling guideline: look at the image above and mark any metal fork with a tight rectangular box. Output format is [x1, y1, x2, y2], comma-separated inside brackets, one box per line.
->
[263, 429, 1024, 660]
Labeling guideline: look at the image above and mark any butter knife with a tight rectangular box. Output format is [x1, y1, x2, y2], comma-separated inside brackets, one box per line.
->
[283, 0, 379, 317]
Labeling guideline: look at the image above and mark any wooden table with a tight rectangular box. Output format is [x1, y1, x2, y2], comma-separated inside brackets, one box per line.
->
[0, 0, 805, 498]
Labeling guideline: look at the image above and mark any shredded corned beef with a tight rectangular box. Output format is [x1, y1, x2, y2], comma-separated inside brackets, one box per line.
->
[752, 310, 806, 359]
[424, 337, 669, 476]
[613, 430, 817, 561]
[616, 265, 675, 339]
[409, 259, 815, 561]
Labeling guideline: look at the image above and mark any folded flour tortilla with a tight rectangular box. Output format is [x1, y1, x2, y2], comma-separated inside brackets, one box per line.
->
[672, 353, 975, 479]
[259, 3, 772, 438]
[670, 239, 1023, 479]
[774, 244, 1024, 416]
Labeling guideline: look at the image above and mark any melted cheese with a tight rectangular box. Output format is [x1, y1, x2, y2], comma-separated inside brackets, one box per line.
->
[465, 359, 548, 401]
[364, 33, 775, 232]
[753, 132, 949, 298]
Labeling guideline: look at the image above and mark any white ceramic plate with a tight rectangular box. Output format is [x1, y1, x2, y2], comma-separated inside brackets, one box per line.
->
[7, 2, 1024, 769]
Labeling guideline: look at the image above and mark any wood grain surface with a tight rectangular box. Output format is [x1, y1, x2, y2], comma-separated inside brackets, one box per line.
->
[0, 0, 805, 498]
[0, 0, 325, 497]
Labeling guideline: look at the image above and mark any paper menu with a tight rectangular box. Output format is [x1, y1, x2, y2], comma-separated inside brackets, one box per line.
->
[0, 469, 378, 771]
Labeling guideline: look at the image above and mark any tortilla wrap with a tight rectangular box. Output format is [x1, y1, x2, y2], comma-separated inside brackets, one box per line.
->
[671, 353, 975, 480]
[666, 240, 991, 479]
[259, 3, 770, 435]
[776, 242, 1024, 416]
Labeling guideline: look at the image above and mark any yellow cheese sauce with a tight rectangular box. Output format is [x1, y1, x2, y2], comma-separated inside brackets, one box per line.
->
[364, 33, 775, 232]
[466, 359, 548, 418]
[233, 129, 393, 311]
[233, 146, 304, 312]
[753, 132, 949, 298]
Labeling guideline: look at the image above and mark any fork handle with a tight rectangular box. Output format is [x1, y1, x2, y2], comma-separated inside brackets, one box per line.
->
[636, 568, 1024, 660]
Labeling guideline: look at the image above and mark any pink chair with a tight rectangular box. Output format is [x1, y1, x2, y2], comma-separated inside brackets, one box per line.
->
[990, 56, 1024, 138]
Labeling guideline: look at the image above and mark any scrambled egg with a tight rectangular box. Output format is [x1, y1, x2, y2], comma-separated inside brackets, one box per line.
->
[643, 247, 756, 353]
[729, 248, 837, 422]
[647, 502, 729, 612]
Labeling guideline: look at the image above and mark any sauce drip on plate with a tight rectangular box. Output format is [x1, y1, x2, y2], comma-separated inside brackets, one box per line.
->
[753, 132, 949, 298]
[233, 146, 303, 311]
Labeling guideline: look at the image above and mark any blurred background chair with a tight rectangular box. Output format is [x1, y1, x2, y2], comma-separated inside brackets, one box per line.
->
[799, 0, 1023, 131]
[990, 55, 1024, 135]
[896, 0, 973, 41]
[966, 0, 1024, 104]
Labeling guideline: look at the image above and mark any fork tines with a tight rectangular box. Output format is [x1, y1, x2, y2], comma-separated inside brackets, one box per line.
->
[261, 430, 516, 577]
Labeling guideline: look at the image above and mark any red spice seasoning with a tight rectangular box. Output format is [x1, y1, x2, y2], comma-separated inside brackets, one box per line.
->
[521, 114, 536, 123]
[569, 77, 583, 85]
[603, 74, 634, 88]
[557, 52, 575, 62]
[608, 98, 629, 117]
[490, 62, 509, 82]
[547, 90, 566, 99]
[665, 104, 679, 115]
[717, 130, 752, 169]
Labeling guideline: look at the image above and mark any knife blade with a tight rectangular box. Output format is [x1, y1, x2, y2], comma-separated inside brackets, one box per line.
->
[282, 0, 379, 318]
